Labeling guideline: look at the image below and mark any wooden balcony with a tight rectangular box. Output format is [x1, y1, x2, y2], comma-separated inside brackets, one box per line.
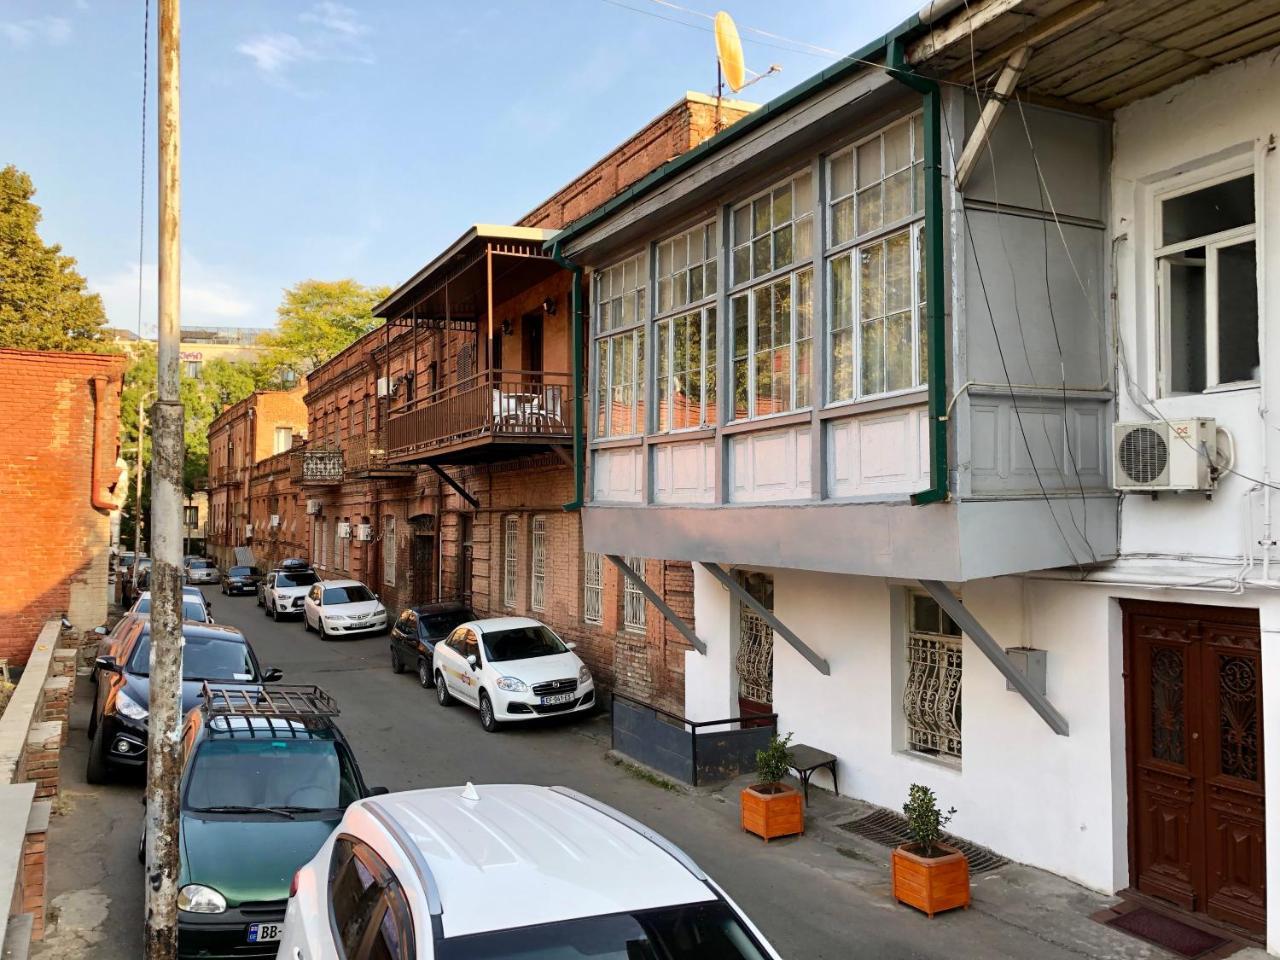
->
[345, 429, 414, 479]
[386, 370, 574, 465]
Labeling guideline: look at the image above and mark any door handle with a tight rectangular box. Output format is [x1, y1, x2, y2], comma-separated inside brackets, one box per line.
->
[1191, 732, 1200, 740]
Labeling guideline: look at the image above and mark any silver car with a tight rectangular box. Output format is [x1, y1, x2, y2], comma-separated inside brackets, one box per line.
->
[183, 558, 220, 584]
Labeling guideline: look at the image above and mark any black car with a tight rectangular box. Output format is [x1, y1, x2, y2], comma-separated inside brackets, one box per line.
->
[121, 558, 153, 609]
[87, 619, 283, 783]
[389, 600, 476, 689]
[220, 565, 263, 597]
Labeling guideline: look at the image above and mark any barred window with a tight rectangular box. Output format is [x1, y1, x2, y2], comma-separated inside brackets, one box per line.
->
[382, 515, 396, 586]
[903, 593, 962, 761]
[735, 571, 774, 706]
[503, 516, 519, 609]
[623, 556, 645, 632]
[583, 551, 603, 625]
[530, 516, 547, 612]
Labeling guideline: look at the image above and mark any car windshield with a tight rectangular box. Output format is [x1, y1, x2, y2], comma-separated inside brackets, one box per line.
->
[421, 611, 472, 638]
[481, 625, 567, 662]
[228, 566, 258, 577]
[323, 585, 373, 605]
[189, 560, 215, 569]
[434, 902, 769, 959]
[128, 632, 256, 681]
[185, 739, 360, 812]
[276, 572, 319, 588]
[133, 598, 207, 622]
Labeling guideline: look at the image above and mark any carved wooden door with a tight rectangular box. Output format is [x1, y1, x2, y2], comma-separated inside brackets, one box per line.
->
[1124, 601, 1265, 934]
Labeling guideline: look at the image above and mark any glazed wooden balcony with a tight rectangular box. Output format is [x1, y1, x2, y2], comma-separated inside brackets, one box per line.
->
[386, 370, 574, 465]
[345, 429, 413, 479]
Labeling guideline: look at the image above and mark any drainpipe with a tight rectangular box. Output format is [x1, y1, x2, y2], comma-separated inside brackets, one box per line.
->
[89, 375, 122, 510]
[888, 34, 949, 506]
[551, 240, 585, 511]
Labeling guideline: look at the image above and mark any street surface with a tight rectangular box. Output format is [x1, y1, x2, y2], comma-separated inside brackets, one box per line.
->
[37, 588, 1189, 959]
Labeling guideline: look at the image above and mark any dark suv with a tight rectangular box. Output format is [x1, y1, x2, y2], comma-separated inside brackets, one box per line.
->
[389, 601, 476, 689]
[220, 565, 263, 597]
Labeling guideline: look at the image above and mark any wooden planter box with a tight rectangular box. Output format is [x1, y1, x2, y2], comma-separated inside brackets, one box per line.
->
[740, 783, 803, 841]
[891, 842, 970, 917]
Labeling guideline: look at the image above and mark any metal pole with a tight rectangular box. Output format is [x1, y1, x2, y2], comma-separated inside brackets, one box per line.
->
[133, 393, 145, 562]
[145, 0, 183, 955]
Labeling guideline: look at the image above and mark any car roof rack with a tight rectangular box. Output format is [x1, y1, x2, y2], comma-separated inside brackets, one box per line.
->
[201, 683, 339, 721]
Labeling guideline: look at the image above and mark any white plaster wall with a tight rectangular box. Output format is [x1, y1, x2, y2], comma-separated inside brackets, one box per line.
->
[685, 562, 736, 723]
[1111, 50, 1280, 563]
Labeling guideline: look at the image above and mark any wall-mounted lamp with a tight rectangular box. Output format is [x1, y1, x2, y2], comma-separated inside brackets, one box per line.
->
[501, 318, 514, 336]
[542, 297, 557, 316]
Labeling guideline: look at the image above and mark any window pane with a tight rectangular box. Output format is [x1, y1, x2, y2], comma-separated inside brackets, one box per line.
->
[861, 320, 885, 395]
[635, 328, 645, 429]
[753, 285, 772, 349]
[621, 292, 634, 325]
[734, 358, 749, 419]
[857, 138, 881, 186]
[705, 258, 717, 296]
[705, 307, 717, 425]
[794, 171, 813, 216]
[658, 276, 672, 313]
[754, 351, 774, 416]
[658, 241, 672, 277]
[774, 345, 792, 412]
[913, 114, 924, 162]
[773, 224, 793, 269]
[885, 121, 912, 172]
[831, 197, 854, 246]
[773, 277, 791, 345]
[795, 214, 813, 261]
[753, 198, 771, 237]
[914, 163, 925, 214]
[733, 205, 751, 246]
[795, 268, 813, 340]
[773, 185, 792, 225]
[1218, 240, 1258, 384]
[857, 184, 882, 235]
[885, 169, 912, 224]
[831, 155, 854, 199]
[886, 231, 912, 313]
[732, 295, 749, 361]
[674, 270, 688, 308]
[657, 322, 670, 377]
[595, 341, 608, 436]
[656, 372, 670, 432]
[688, 263, 703, 302]
[624, 257, 638, 292]
[1162, 176, 1254, 246]
[796, 338, 811, 409]
[674, 236, 688, 271]
[831, 328, 855, 402]
[733, 244, 750, 285]
[860, 242, 884, 320]
[1166, 251, 1205, 394]
[831, 256, 853, 332]
[752, 237, 771, 277]
[885, 311, 913, 392]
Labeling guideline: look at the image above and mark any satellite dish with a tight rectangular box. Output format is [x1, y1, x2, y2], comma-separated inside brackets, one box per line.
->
[714, 11, 746, 94]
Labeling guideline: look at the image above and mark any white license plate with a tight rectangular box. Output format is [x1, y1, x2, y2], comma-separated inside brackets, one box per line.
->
[541, 693, 574, 705]
[247, 922, 282, 943]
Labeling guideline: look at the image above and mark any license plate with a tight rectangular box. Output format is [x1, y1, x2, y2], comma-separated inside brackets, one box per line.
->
[247, 922, 282, 943]
[541, 693, 574, 705]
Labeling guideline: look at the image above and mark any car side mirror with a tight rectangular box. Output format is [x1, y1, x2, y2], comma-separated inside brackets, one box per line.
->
[93, 626, 109, 636]
[369, 786, 390, 797]
[262, 667, 284, 682]
[565, 641, 578, 651]
[95, 656, 120, 675]
[466, 654, 478, 669]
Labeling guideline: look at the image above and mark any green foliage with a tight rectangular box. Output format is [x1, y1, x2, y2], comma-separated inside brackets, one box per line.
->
[0, 165, 115, 353]
[755, 731, 794, 786]
[902, 783, 956, 858]
[256, 278, 390, 385]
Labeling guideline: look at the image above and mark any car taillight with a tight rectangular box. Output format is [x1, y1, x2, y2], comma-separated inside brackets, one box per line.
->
[289, 869, 300, 898]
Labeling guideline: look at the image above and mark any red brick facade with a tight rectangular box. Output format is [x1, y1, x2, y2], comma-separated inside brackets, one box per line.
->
[0, 349, 127, 663]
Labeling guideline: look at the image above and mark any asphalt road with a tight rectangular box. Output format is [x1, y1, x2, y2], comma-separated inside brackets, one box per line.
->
[37, 588, 1164, 960]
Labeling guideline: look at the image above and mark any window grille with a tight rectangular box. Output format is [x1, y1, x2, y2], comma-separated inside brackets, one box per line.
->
[383, 516, 396, 586]
[583, 552, 603, 624]
[735, 571, 773, 705]
[503, 516, 518, 609]
[530, 517, 547, 612]
[903, 593, 963, 760]
[623, 556, 645, 632]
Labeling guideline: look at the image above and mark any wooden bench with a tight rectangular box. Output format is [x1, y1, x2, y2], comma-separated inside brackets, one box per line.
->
[787, 744, 838, 801]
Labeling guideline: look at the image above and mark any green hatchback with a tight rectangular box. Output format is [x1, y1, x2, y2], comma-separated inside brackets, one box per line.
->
[156, 685, 383, 960]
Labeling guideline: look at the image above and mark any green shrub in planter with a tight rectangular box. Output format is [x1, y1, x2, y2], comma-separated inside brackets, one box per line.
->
[902, 783, 955, 858]
[755, 732, 794, 787]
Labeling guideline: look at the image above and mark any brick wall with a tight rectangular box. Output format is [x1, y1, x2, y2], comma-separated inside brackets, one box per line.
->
[0, 350, 126, 664]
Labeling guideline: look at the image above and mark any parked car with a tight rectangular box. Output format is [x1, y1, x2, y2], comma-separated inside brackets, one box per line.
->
[278, 783, 782, 959]
[262, 568, 320, 621]
[129, 590, 213, 623]
[279, 557, 311, 572]
[148, 684, 383, 959]
[121, 557, 153, 608]
[185, 558, 220, 585]
[257, 563, 315, 607]
[432, 617, 595, 732]
[220, 565, 263, 597]
[87, 619, 282, 783]
[302, 580, 388, 640]
[388, 601, 476, 688]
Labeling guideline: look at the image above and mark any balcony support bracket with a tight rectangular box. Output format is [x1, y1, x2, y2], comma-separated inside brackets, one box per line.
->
[607, 555, 706, 655]
[918, 579, 1069, 736]
[428, 464, 479, 510]
[700, 563, 829, 676]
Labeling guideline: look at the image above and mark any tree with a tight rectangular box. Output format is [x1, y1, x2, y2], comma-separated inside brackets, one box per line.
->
[0, 165, 114, 352]
[256, 278, 390, 384]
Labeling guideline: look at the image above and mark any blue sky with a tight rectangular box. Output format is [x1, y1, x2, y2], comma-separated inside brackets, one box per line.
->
[2, 0, 922, 335]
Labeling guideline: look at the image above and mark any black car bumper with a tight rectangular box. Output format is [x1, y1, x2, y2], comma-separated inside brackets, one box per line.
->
[100, 715, 148, 772]
[178, 902, 286, 959]
[223, 581, 256, 595]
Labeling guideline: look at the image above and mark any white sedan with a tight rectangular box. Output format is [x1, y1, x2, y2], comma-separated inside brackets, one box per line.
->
[302, 579, 388, 639]
[433, 617, 595, 732]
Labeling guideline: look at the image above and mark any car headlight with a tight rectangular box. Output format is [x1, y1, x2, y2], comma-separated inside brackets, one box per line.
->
[178, 884, 226, 914]
[496, 676, 528, 692]
[578, 665, 592, 686]
[115, 690, 149, 721]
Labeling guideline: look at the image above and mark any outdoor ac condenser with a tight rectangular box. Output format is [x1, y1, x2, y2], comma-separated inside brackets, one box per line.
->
[337, 522, 352, 539]
[355, 523, 373, 541]
[1112, 418, 1216, 492]
[269, 514, 281, 528]
[305, 499, 322, 515]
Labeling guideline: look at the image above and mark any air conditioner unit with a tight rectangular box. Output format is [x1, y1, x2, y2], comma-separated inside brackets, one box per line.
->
[245, 524, 254, 539]
[376, 377, 390, 398]
[269, 514, 281, 529]
[1113, 418, 1216, 492]
[354, 523, 373, 541]
[337, 522, 352, 539]
[305, 499, 322, 515]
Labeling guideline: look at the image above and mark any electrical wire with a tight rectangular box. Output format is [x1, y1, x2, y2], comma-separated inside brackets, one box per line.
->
[135, 0, 150, 339]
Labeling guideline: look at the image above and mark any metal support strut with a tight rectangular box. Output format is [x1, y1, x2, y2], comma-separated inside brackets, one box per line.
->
[428, 464, 479, 510]
[699, 563, 830, 676]
[606, 556, 706, 655]
[919, 580, 1069, 736]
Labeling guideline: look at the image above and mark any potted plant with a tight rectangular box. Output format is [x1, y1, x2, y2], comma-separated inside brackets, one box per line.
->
[891, 784, 969, 917]
[740, 732, 804, 842]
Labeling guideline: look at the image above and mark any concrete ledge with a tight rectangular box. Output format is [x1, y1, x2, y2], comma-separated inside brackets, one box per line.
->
[2, 912, 32, 960]
[0, 624, 59, 786]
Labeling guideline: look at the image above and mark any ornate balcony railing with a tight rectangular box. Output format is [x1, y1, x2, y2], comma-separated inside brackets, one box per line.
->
[293, 446, 344, 485]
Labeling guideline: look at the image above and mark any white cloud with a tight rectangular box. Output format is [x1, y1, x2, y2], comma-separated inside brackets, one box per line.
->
[300, 2, 367, 38]
[236, 33, 308, 74]
[1, 16, 71, 48]
[238, 3, 372, 78]
[91, 256, 261, 336]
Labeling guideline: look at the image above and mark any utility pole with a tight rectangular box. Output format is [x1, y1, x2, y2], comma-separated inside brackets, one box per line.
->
[144, 0, 183, 956]
[133, 394, 145, 561]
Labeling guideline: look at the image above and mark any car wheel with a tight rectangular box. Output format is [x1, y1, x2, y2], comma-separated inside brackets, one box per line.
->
[318, 621, 330, 642]
[390, 646, 404, 674]
[435, 674, 453, 706]
[272, 604, 281, 622]
[417, 658, 433, 689]
[85, 722, 110, 785]
[303, 613, 313, 633]
[479, 692, 500, 733]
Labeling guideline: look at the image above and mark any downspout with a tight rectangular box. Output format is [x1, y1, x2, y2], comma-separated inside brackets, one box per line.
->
[89, 375, 122, 511]
[551, 240, 585, 511]
[888, 35, 949, 505]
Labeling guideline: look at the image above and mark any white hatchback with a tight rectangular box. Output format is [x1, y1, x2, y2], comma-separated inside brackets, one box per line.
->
[275, 783, 782, 959]
[432, 617, 594, 732]
[303, 579, 388, 639]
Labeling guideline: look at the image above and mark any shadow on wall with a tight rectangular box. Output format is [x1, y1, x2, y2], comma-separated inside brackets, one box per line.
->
[0, 552, 102, 667]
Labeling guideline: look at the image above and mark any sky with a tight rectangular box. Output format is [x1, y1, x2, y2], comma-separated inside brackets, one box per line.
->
[2, 0, 923, 336]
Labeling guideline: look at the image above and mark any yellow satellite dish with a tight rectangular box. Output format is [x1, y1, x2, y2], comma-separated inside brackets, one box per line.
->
[715, 11, 746, 94]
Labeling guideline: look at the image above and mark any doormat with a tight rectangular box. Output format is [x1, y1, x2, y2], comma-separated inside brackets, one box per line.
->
[1105, 907, 1229, 958]
[838, 810, 1007, 874]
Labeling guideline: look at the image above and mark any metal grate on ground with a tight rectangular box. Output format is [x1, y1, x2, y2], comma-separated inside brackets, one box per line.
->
[839, 810, 1008, 874]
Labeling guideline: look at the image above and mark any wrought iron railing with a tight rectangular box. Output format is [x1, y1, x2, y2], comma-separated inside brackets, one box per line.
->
[344, 428, 394, 474]
[385, 370, 574, 460]
[293, 446, 344, 485]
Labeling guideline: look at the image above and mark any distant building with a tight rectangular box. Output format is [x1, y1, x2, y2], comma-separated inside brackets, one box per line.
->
[183, 489, 208, 556]
[106, 326, 285, 383]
